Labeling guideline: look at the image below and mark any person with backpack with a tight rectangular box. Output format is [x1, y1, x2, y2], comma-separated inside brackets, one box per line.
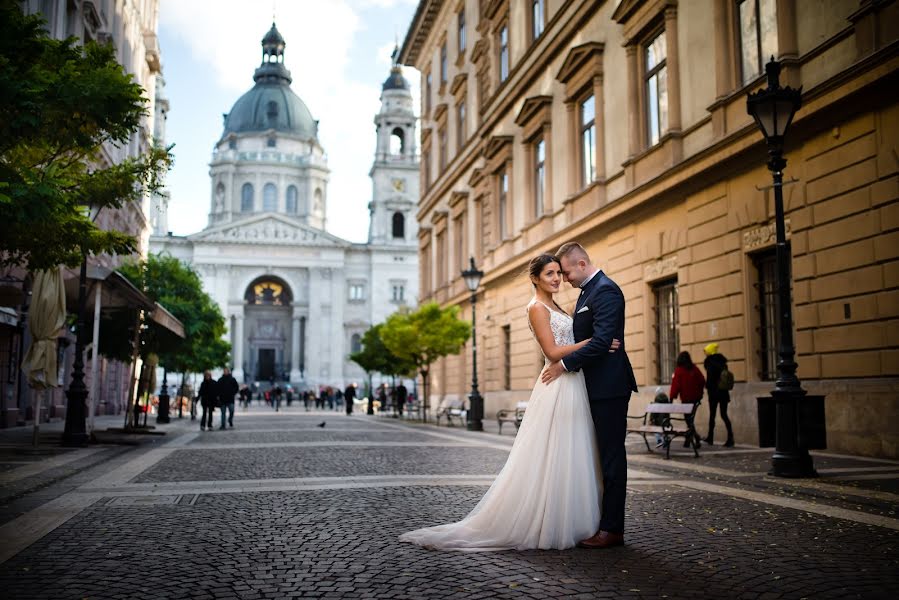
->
[703, 342, 734, 447]
[670, 351, 705, 448]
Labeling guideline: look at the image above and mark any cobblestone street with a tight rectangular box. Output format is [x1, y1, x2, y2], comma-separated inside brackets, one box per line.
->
[1, 407, 897, 599]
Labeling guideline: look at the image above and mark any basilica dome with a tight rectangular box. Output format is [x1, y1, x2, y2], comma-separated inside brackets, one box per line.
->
[221, 23, 318, 140]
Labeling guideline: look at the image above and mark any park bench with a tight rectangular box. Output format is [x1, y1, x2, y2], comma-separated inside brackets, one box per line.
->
[626, 402, 701, 459]
[496, 402, 528, 434]
[435, 397, 466, 426]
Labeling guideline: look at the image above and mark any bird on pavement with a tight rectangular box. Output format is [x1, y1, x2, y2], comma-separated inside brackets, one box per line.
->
[317, 421, 326, 428]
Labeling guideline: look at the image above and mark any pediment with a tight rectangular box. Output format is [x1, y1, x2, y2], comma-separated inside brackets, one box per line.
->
[189, 214, 350, 247]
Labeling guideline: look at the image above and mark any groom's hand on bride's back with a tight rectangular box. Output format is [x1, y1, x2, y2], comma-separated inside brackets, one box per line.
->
[610, 338, 621, 352]
[541, 361, 565, 384]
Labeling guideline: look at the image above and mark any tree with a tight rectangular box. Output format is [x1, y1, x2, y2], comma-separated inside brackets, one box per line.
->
[350, 323, 416, 415]
[380, 302, 471, 422]
[114, 254, 229, 428]
[0, 3, 171, 270]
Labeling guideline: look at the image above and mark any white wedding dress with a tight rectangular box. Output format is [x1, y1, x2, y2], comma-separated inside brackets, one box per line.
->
[399, 299, 601, 551]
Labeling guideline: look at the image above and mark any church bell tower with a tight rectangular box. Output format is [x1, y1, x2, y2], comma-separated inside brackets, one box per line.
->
[368, 47, 418, 246]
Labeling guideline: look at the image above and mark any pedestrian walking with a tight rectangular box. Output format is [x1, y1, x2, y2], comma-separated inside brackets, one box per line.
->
[272, 384, 283, 412]
[669, 351, 705, 447]
[377, 384, 388, 413]
[218, 367, 239, 429]
[703, 342, 734, 447]
[198, 371, 218, 431]
[239, 384, 251, 409]
[335, 388, 343, 412]
[344, 383, 357, 415]
[395, 382, 407, 418]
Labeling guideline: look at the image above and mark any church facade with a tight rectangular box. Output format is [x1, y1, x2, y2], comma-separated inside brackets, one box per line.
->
[150, 24, 419, 389]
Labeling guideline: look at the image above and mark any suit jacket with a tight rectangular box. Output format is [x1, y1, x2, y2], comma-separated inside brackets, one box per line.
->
[563, 270, 638, 399]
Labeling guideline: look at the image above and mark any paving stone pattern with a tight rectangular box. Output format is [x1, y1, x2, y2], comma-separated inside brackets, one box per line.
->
[187, 430, 445, 445]
[2, 411, 898, 599]
[2, 486, 897, 599]
[133, 446, 510, 483]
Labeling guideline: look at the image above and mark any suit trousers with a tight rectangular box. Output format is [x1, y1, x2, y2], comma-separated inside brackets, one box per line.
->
[590, 394, 630, 534]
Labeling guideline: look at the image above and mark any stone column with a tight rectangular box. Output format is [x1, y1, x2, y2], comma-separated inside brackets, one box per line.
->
[625, 44, 640, 159]
[232, 311, 245, 382]
[306, 269, 321, 388]
[290, 306, 302, 383]
[664, 7, 682, 134]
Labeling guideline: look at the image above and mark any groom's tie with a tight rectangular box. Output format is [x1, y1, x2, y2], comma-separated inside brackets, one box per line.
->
[576, 288, 586, 313]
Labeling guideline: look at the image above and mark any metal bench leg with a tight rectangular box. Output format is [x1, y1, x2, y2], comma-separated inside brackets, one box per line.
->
[642, 433, 654, 453]
[665, 435, 672, 459]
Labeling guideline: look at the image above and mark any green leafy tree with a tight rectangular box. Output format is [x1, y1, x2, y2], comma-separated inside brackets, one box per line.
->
[380, 302, 471, 422]
[0, 3, 172, 270]
[350, 323, 416, 414]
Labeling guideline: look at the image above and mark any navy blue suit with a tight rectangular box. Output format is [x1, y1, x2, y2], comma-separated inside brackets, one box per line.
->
[564, 270, 637, 534]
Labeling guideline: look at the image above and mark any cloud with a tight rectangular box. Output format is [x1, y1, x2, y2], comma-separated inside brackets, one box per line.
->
[159, 0, 413, 242]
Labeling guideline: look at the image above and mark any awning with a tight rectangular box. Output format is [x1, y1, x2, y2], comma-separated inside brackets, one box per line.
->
[150, 301, 185, 339]
[63, 265, 185, 338]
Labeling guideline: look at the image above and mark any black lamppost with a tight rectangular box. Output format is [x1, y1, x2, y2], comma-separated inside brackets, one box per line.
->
[62, 255, 90, 446]
[461, 257, 484, 432]
[747, 59, 816, 477]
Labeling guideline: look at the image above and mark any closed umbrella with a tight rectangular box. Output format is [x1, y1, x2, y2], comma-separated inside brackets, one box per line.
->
[21, 268, 66, 445]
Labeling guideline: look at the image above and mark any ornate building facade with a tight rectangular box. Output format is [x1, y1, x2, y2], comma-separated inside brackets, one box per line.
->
[151, 26, 419, 389]
[401, 0, 898, 457]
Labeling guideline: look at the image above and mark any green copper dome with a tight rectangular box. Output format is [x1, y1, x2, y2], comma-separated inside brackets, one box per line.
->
[221, 23, 317, 140]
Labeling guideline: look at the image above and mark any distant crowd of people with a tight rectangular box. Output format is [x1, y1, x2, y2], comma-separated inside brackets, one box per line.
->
[193, 374, 416, 430]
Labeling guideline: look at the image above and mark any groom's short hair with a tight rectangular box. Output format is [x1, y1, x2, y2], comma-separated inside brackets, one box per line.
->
[556, 242, 590, 263]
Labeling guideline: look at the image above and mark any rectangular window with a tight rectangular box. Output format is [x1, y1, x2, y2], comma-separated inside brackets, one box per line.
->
[498, 169, 508, 240]
[532, 0, 545, 41]
[580, 95, 596, 187]
[421, 241, 431, 295]
[436, 230, 447, 287]
[738, 0, 778, 84]
[440, 41, 448, 84]
[502, 324, 511, 390]
[425, 72, 432, 113]
[422, 149, 431, 188]
[454, 214, 465, 278]
[438, 126, 448, 173]
[458, 8, 466, 55]
[653, 278, 679, 384]
[645, 30, 668, 147]
[391, 283, 405, 303]
[754, 249, 783, 381]
[499, 25, 509, 82]
[457, 101, 466, 151]
[534, 137, 545, 219]
[349, 283, 366, 301]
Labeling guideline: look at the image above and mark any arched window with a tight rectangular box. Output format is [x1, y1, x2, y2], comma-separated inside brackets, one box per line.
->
[241, 183, 254, 212]
[263, 183, 277, 212]
[350, 333, 362, 354]
[390, 127, 405, 155]
[286, 185, 298, 214]
[313, 188, 323, 213]
[214, 183, 225, 212]
[392, 212, 405, 239]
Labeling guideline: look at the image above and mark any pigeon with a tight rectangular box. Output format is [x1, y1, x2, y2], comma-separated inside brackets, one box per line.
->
[317, 421, 326, 428]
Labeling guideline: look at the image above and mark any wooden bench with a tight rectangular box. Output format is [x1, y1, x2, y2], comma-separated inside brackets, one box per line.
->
[626, 402, 701, 459]
[435, 398, 466, 426]
[496, 402, 528, 434]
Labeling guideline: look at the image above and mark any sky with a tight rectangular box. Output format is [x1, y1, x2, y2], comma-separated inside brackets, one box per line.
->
[157, 0, 421, 243]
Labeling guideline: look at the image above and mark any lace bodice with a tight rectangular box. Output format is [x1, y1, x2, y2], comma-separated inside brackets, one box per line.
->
[527, 299, 574, 354]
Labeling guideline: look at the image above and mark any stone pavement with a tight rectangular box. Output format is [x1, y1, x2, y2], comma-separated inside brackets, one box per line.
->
[0, 405, 897, 599]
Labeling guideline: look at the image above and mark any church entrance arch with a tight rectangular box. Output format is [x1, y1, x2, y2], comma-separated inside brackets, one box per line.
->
[244, 276, 294, 384]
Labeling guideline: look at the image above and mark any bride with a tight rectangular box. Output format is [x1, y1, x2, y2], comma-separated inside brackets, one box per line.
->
[399, 253, 617, 551]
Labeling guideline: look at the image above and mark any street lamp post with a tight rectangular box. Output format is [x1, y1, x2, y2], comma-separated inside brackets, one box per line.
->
[62, 255, 90, 447]
[747, 58, 816, 478]
[461, 257, 484, 432]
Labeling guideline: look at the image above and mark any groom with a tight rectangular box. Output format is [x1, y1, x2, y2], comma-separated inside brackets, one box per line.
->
[542, 242, 638, 548]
